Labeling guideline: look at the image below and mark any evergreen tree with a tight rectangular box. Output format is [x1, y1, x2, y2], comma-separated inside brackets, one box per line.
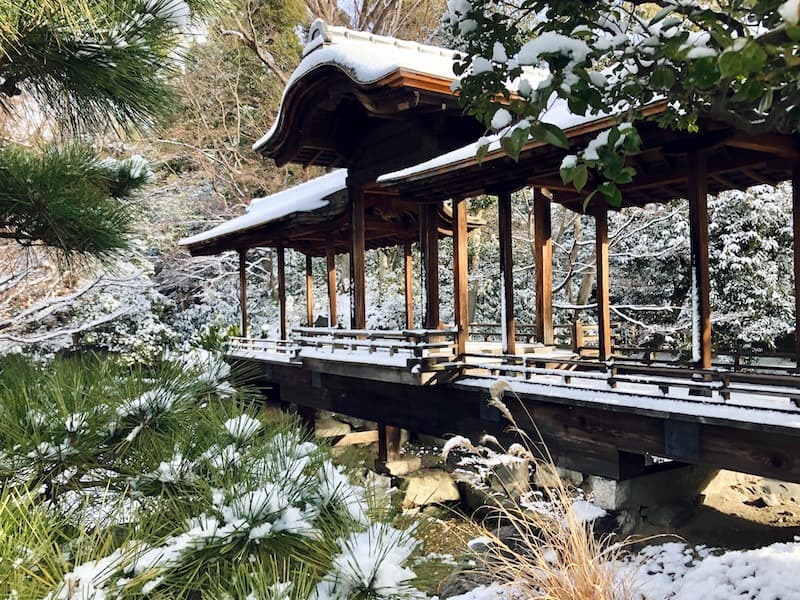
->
[0, 0, 211, 259]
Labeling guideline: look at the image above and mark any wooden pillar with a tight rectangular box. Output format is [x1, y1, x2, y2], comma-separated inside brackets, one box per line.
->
[595, 201, 612, 362]
[326, 239, 337, 327]
[688, 150, 712, 370]
[498, 191, 516, 354]
[350, 187, 366, 330]
[305, 255, 314, 326]
[277, 247, 287, 340]
[534, 190, 554, 345]
[238, 248, 248, 337]
[378, 424, 402, 463]
[453, 197, 469, 357]
[794, 167, 800, 370]
[404, 242, 414, 329]
[421, 203, 440, 329]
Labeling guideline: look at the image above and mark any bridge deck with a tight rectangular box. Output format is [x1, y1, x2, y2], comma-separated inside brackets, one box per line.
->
[228, 332, 800, 483]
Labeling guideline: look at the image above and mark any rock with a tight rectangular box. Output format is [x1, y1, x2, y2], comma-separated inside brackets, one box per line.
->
[365, 470, 393, 498]
[534, 466, 584, 489]
[385, 457, 422, 476]
[402, 469, 460, 508]
[315, 414, 351, 438]
[439, 570, 493, 599]
[486, 459, 530, 498]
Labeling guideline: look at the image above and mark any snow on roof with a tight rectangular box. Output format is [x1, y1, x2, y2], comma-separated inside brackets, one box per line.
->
[179, 170, 347, 247]
[377, 98, 615, 184]
[253, 20, 459, 152]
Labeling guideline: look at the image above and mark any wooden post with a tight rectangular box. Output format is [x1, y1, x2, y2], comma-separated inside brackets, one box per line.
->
[453, 197, 469, 357]
[794, 167, 800, 370]
[572, 320, 584, 353]
[238, 248, 248, 337]
[534, 190, 554, 345]
[350, 187, 366, 329]
[595, 201, 612, 361]
[378, 424, 402, 463]
[688, 149, 712, 370]
[326, 238, 337, 327]
[498, 191, 516, 354]
[404, 241, 414, 329]
[277, 247, 287, 340]
[421, 203, 440, 329]
[305, 255, 314, 326]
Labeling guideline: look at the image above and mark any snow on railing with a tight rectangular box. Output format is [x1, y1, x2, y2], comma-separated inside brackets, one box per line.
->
[291, 326, 457, 359]
[465, 356, 800, 415]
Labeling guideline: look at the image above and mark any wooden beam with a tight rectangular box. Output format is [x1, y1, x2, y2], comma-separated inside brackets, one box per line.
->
[378, 425, 402, 462]
[534, 191, 554, 345]
[305, 255, 314, 326]
[404, 241, 414, 329]
[595, 201, 612, 361]
[688, 149, 712, 370]
[793, 167, 800, 370]
[727, 130, 800, 159]
[453, 197, 469, 357]
[498, 191, 516, 354]
[350, 186, 367, 329]
[326, 238, 337, 326]
[238, 248, 248, 337]
[277, 247, 287, 340]
[422, 203, 440, 329]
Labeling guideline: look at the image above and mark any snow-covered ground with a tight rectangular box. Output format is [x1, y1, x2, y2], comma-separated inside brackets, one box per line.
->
[441, 539, 800, 599]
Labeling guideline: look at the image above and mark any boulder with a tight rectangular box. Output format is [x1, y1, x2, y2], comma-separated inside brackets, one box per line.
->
[402, 469, 460, 508]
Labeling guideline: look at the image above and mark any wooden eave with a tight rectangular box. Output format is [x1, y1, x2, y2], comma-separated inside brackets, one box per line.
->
[184, 191, 483, 257]
[379, 104, 800, 211]
[255, 65, 462, 169]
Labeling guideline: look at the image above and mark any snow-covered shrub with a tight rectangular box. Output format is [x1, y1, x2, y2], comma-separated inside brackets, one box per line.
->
[0, 351, 425, 599]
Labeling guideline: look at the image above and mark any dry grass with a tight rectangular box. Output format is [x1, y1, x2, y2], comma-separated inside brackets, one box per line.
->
[463, 381, 639, 600]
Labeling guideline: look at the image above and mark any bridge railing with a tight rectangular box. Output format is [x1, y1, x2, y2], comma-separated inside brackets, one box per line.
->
[291, 326, 457, 359]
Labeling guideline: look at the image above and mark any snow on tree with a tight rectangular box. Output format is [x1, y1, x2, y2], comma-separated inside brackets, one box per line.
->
[445, 0, 800, 204]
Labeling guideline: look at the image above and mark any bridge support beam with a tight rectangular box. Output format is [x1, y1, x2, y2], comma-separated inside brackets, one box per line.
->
[688, 149, 712, 369]
[350, 186, 366, 329]
[595, 201, 612, 361]
[277, 247, 287, 340]
[453, 197, 469, 357]
[238, 248, 248, 337]
[326, 238, 337, 327]
[305, 255, 314, 327]
[793, 166, 800, 370]
[499, 190, 516, 354]
[535, 190, 554, 346]
[404, 241, 414, 329]
[421, 203, 440, 329]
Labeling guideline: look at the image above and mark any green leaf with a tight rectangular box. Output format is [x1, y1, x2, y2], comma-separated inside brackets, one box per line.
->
[500, 135, 522, 161]
[651, 65, 676, 89]
[787, 25, 800, 42]
[598, 181, 622, 206]
[532, 122, 569, 149]
[718, 50, 745, 78]
[573, 164, 589, 192]
[582, 189, 597, 212]
[692, 57, 721, 89]
[476, 142, 490, 162]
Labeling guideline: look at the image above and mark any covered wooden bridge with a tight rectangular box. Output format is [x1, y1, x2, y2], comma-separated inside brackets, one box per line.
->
[182, 20, 800, 484]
